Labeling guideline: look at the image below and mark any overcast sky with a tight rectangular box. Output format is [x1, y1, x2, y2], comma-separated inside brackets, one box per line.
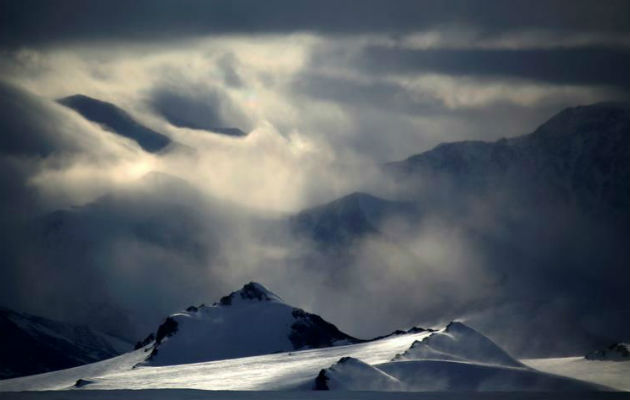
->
[0, 0, 628, 352]
[2, 1, 628, 164]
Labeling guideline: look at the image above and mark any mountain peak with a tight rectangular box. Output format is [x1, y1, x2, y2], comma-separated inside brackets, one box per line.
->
[444, 320, 470, 333]
[140, 282, 359, 366]
[523, 101, 629, 145]
[217, 282, 282, 306]
[393, 320, 522, 368]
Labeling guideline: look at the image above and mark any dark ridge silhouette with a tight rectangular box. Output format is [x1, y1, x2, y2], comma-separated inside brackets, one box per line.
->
[0, 307, 131, 379]
[58, 94, 171, 153]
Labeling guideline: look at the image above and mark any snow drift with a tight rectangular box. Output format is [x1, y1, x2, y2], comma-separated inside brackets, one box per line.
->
[313, 322, 608, 392]
[392, 321, 522, 367]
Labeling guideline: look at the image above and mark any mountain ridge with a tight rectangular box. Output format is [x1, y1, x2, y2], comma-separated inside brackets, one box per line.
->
[385, 101, 629, 214]
[0, 306, 132, 379]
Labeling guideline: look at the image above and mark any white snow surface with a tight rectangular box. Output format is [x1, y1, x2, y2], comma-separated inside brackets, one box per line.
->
[0, 321, 620, 394]
[143, 282, 356, 366]
[376, 360, 603, 391]
[147, 301, 297, 366]
[392, 321, 523, 368]
[0, 329, 432, 391]
[315, 357, 404, 391]
[312, 323, 608, 392]
[523, 356, 630, 391]
[0, 390, 625, 400]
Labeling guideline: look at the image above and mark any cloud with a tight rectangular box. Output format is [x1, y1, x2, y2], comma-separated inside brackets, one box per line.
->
[1, 0, 628, 49]
[149, 84, 252, 135]
[380, 29, 630, 50]
[0, 14, 627, 357]
[354, 46, 630, 90]
[216, 53, 244, 88]
[0, 81, 82, 157]
[0, 81, 151, 204]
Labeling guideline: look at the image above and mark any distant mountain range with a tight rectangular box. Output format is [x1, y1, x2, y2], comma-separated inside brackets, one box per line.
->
[293, 102, 628, 249]
[287, 102, 630, 356]
[386, 102, 629, 216]
[0, 307, 131, 379]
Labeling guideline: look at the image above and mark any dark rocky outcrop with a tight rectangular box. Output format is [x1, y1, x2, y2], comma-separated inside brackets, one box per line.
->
[289, 308, 363, 349]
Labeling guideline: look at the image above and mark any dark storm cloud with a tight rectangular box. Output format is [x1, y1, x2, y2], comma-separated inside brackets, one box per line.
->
[290, 69, 620, 161]
[292, 72, 443, 116]
[353, 46, 630, 90]
[1, 0, 628, 48]
[149, 86, 252, 136]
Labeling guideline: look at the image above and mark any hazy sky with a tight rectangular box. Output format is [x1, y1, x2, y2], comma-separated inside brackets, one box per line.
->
[0, 0, 628, 354]
[1, 1, 628, 209]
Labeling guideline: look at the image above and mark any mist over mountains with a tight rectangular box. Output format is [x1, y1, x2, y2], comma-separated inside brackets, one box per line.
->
[1, 2, 628, 396]
[0, 75, 626, 359]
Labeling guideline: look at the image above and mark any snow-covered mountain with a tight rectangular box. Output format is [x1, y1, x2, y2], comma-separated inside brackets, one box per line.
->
[0, 307, 131, 379]
[386, 102, 629, 217]
[141, 282, 361, 366]
[1, 314, 619, 394]
[314, 356, 606, 392]
[312, 322, 607, 391]
[58, 94, 171, 153]
[313, 357, 404, 391]
[391, 321, 523, 367]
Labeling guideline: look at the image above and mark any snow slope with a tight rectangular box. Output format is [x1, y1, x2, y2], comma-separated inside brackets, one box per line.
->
[392, 321, 522, 367]
[311, 357, 404, 391]
[143, 282, 361, 366]
[0, 328, 431, 391]
[523, 356, 630, 391]
[378, 360, 603, 391]
[312, 322, 607, 392]
[0, 284, 623, 394]
[1, 390, 626, 400]
[0, 320, 618, 393]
